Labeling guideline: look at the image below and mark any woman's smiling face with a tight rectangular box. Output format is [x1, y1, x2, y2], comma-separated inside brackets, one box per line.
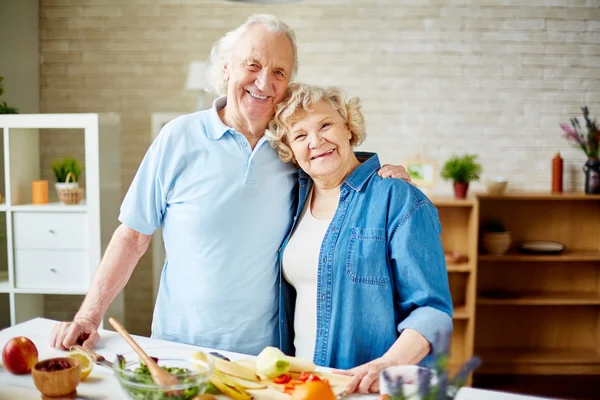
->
[287, 101, 355, 180]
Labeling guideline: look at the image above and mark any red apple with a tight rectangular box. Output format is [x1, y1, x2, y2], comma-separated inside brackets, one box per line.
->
[2, 336, 39, 374]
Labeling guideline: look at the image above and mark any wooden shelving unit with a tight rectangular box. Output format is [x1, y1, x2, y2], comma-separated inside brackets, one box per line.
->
[474, 192, 600, 379]
[431, 196, 479, 379]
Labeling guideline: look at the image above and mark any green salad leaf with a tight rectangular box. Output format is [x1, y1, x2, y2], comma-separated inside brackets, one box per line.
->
[116, 355, 214, 400]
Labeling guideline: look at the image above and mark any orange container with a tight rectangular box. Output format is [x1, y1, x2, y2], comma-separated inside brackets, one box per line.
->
[32, 180, 49, 204]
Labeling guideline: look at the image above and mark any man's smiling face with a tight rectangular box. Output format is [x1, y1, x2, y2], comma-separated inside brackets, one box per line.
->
[224, 24, 294, 127]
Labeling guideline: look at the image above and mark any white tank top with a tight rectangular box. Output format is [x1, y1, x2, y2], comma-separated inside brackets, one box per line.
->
[282, 189, 331, 361]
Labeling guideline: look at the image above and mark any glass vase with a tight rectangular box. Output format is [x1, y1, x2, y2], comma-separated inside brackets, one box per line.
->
[583, 158, 600, 194]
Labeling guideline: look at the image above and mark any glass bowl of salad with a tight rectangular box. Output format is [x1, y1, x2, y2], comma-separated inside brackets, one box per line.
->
[113, 348, 214, 400]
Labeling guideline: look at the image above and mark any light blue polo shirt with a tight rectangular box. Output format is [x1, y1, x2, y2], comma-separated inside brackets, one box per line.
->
[118, 97, 297, 355]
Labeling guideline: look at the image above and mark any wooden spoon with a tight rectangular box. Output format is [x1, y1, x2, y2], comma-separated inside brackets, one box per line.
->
[108, 317, 181, 395]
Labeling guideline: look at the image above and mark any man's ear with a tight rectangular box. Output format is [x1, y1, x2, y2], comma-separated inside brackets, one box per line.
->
[223, 63, 230, 80]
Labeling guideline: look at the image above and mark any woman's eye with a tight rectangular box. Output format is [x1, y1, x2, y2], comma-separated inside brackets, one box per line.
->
[293, 134, 306, 141]
[320, 123, 331, 130]
[275, 70, 285, 78]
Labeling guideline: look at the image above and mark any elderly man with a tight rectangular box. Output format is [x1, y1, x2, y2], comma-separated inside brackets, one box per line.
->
[50, 14, 409, 355]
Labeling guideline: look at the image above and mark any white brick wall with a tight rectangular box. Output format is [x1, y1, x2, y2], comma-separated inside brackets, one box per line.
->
[39, 0, 600, 334]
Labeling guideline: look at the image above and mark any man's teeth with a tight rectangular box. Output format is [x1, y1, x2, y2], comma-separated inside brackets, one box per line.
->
[248, 91, 267, 100]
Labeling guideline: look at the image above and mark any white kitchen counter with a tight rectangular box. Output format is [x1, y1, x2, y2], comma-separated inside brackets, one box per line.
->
[0, 318, 550, 400]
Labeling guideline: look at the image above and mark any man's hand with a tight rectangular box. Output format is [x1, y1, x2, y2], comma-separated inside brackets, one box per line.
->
[378, 164, 412, 183]
[50, 317, 100, 350]
[335, 357, 393, 394]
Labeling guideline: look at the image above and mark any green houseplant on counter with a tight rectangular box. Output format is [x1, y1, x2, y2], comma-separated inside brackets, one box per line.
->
[440, 154, 482, 199]
[51, 157, 83, 205]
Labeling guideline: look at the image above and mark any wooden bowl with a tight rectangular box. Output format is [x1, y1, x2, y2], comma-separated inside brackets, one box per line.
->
[32, 357, 81, 398]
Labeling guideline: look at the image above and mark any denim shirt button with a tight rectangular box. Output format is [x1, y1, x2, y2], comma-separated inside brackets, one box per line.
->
[322, 256, 327, 263]
[321, 294, 326, 301]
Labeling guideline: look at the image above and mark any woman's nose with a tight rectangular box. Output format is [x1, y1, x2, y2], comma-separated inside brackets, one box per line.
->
[308, 133, 324, 149]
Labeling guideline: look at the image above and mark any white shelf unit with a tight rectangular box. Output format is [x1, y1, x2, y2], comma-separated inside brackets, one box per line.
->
[0, 114, 122, 329]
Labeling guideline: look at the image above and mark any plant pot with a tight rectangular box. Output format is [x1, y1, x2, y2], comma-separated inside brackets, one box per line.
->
[482, 232, 511, 255]
[583, 158, 600, 194]
[453, 182, 469, 199]
[55, 182, 83, 205]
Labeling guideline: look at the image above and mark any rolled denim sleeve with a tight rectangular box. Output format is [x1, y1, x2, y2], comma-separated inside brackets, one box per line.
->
[390, 201, 453, 350]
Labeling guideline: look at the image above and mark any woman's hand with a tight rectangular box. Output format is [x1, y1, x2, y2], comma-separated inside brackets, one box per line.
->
[336, 357, 394, 394]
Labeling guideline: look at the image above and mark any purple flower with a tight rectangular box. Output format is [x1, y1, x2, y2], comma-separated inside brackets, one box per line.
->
[560, 123, 584, 144]
[432, 330, 451, 356]
[381, 370, 405, 399]
[452, 356, 481, 385]
[434, 372, 449, 400]
[418, 368, 432, 398]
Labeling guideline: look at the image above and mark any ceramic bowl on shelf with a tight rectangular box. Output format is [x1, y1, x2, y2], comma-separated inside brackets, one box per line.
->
[32, 357, 81, 398]
[518, 240, 564, 254]
[485, 177, 508, 195]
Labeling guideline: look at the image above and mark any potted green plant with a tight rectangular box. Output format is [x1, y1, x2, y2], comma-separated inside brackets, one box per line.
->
[480, 219, 511, 256]
[51, 157, 83, 204]
[440, 154, 482, 199]
[0, 76, 19, 114]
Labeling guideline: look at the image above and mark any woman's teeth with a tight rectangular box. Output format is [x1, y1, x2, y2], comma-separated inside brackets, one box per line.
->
[248, 91, 267, 100]
[312, 149, 334, 160]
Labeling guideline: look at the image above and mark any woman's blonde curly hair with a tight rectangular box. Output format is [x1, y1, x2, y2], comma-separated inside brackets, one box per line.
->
[267, 83, 366, 164]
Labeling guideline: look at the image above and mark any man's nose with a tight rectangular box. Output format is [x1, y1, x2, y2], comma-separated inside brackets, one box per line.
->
[255, 69, 271, 91]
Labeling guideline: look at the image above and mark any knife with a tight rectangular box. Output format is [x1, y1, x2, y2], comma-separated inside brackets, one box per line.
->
[70, 345, 114, 369]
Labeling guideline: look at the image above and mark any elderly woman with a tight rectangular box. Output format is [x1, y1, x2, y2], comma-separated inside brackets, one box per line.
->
[267, 83, 453, 394]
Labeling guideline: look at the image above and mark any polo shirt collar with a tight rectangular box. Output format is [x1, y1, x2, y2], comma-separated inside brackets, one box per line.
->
[206, 96, 231, 140]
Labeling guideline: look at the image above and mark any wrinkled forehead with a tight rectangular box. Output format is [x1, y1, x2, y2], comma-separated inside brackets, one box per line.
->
[231, 25, 294, 70]
[287, 100, 339, 131]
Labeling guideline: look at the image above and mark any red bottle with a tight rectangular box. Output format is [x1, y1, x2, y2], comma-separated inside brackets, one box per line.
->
[552, 152, 563, 193]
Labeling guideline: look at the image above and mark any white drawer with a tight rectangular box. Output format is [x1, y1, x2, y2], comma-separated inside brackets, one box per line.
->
[15, 250, 88, 290]
[13, 212, 87, 250]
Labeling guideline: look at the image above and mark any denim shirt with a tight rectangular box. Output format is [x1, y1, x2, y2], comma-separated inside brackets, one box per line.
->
[278, 154, 453, 369]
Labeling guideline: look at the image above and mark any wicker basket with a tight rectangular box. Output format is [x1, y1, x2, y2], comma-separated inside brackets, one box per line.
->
[56, 172, 83, 205]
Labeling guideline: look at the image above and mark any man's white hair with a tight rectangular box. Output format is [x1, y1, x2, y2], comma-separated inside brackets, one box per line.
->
[205, 14, 298, 96]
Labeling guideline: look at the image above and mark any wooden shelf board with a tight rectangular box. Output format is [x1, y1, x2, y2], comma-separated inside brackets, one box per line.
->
[479, 251, 600, 262]
[478, 292, 600, 305]
[479, 348, 600, 365]
[447, 263, 472, 272]
[477, 364, 600, 375]
[476, 192, 600, 200]
[431, 197, 477, 207]
[10, 202, 87, 212]
[453, 306, 470, 319]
